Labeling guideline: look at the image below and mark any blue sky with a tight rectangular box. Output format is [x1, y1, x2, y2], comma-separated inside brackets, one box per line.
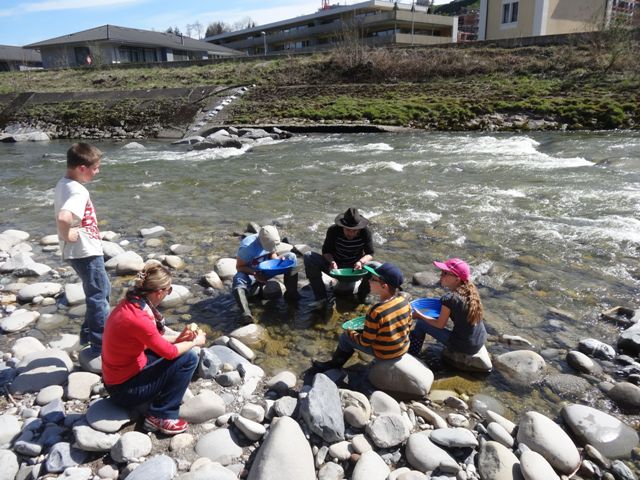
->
[0, 0, 450, 46]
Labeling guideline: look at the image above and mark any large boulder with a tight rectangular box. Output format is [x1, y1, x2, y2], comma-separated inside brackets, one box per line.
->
[477, 440, 523, 480]
[618, 323, 640, 356]
[561, 404, 639, 459]
[300, 373, 345, 443]
[494, 350, 545, 386]
[160, 284, 191, 308]
[516, 411, 580, 475]
[369, 354, 433, 398]
[247, 416, 314, 480]
[442, 346, 492, 372]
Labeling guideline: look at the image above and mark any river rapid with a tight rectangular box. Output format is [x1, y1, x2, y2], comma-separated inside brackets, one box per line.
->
[1, 131, 640, 420]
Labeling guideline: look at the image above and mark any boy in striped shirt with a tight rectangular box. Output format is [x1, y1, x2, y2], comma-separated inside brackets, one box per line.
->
[310, 263, 412, 373]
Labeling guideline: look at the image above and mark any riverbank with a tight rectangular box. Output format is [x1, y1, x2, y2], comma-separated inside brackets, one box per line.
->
[1, 221, 640, 479]
[1, 38, 638, 136]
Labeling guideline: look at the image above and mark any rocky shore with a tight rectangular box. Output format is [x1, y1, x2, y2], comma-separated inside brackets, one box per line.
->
[1, 225, 640, 480]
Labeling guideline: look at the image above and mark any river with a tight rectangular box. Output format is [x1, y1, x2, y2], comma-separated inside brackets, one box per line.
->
[1, 130, 640, 420]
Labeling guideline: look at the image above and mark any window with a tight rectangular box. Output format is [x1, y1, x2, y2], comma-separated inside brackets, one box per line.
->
[501, 1, 518, 25]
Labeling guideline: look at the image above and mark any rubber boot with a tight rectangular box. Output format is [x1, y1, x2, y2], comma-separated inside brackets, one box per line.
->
[356, 278, 371, 305]
[283, 272, 300, 302]
[232, 288, 254, 325]
[310, 347, 352, 374]
[308, 275, 329, 310]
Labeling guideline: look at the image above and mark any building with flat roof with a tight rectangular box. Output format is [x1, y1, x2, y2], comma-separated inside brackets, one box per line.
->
[25, 25, 242, 69]
[206, 0, 457, 55]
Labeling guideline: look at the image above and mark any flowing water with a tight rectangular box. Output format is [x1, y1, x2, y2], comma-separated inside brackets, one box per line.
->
[1, 131, 640, 420]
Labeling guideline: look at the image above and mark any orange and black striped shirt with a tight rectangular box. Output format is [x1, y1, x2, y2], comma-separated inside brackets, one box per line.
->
[348, 294, 412, 360]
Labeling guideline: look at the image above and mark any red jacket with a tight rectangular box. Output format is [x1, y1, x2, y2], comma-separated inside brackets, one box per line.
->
[102, 298, 179, 385]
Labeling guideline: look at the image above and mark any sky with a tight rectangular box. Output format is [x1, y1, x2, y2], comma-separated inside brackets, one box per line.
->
[0, 0, 451, 47]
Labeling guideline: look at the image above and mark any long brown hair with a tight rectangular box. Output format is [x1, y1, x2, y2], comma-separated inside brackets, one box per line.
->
[455, 281, 484, 325]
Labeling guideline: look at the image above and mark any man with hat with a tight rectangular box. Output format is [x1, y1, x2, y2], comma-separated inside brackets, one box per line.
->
[232, 225, 298, 324]
[303, 207, 374, 308]
[309, 262, 412, 373]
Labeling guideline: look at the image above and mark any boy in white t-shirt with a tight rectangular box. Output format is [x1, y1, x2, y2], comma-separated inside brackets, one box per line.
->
[54, 143, 111, 354]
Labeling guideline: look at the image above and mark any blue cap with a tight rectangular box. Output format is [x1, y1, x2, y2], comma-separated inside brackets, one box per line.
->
[365, 262, 404, 289]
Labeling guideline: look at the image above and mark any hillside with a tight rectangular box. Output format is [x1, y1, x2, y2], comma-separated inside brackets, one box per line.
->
[0, 33, 638, 135]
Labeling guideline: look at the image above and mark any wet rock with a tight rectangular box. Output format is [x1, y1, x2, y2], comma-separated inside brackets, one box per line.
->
[516, 411, 580, 474]
[566, 350, 600, 374]
[607, 382, 640, 410]
[405, 432, 459, 473]
[160, 284, 191, 308]
[86, 398, 130, 433]
[366, 414, 410, 448]
[163, 255, 185, 269]
[369, 354, 434, 398]
[578, 338, 616, 361]
[195, 428, 243, 465]
[110, 431, 152, 463]
[126, 455, 176, 480]
[478, 440, 522, 480]
[543, 373, 593, 399]
[470, 394, 505, 417]
[179, 390, 225, 423]
[442, 346, 493, 372]
[618, 323, 640, 356]
[230, 324, 267, 347]
[300, 373, 345, 443]
[140, 226, 165, 238]
[494, 350, 545, 385]
[352, 450, 390, 480]
[412, 271, 440, 287]
[45, 442, 89, 473]
[561, 404, 638, 459]
[610, 460, 637, 480]
[247, 416, 314, 480]
[172, 136, 204, 146]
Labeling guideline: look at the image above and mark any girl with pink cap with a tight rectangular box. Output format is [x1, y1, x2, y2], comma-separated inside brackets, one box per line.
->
[408, 258, 487, 357]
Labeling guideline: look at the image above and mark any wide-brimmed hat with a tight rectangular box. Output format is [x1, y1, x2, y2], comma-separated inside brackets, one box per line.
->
[433, 258, 470, 282]
[258, 225, 280, 252]
[335, 207, 369, 229]
[364, 262, 403, 289]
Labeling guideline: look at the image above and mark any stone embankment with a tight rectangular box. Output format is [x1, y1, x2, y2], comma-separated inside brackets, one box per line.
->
[1, 225, 640, 480]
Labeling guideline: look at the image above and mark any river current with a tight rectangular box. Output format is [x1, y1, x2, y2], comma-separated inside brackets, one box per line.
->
[1, 131, 640, 419]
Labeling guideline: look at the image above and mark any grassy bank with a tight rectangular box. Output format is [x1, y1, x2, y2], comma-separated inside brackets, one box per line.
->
[0, 34, 638, 132]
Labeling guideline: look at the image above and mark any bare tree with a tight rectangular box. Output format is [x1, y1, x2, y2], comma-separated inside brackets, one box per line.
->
[232, 16, 255, 31]
[185, 24, 194, 38]
[192, 21, 204, 39]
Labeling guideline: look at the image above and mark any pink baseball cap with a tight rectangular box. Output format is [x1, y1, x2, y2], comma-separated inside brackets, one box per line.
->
[433, 258, 470, 282]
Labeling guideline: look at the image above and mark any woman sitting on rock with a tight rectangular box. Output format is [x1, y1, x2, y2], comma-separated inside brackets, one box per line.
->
[102, 262, 206, 435]
[409, 258, 487, 357]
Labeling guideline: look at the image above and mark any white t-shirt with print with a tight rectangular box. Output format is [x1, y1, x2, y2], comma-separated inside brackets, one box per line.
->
[54, 177, 103, 260]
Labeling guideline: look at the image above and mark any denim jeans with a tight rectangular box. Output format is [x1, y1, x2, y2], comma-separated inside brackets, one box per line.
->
[232, 252, 297, 291]
[408, 320, 452, 356]
[105, 350, 198, 419]
[303, 251, 375, 300]
[69, 255, 111, 353]
[338, 331, 375, 357]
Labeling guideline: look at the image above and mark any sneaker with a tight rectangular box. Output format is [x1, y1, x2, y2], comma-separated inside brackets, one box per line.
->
[144, 415, 188, 435]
